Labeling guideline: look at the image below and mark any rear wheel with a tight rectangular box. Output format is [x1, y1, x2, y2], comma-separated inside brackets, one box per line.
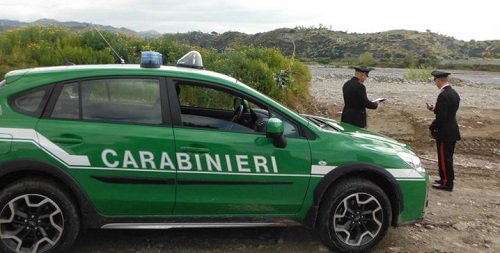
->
[0, 178, 80, 253]
[317, 178, 392, 252]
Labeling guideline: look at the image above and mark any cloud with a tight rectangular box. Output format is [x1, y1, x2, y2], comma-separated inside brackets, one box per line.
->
[1, 0, 498, 40]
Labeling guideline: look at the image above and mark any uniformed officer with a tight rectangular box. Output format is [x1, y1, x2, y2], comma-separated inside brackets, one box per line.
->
[428, 70, 461, 192]
[341, 67, 382, 128]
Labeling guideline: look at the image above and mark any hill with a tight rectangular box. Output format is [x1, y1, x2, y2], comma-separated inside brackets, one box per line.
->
[173, 28, 500, 67]
[0, 19, 158, 37]
[1, 19, 499, 68]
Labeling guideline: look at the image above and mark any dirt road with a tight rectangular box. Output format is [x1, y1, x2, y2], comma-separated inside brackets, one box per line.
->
[72, 66, 500, 252]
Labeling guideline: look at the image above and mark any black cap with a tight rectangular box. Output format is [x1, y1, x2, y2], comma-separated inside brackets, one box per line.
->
[354, 67, 374, 77]
[431, 70, 451, 78]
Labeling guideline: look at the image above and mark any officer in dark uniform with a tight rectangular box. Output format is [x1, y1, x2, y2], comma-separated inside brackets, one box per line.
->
[341, 67, 381, 128]
[428, 70, 461, 192]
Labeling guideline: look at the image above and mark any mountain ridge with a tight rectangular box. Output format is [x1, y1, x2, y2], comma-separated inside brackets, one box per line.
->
[1, 19, 499, 65]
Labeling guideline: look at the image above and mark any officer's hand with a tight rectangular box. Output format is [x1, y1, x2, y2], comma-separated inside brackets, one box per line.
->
[426, 102, 434, 111]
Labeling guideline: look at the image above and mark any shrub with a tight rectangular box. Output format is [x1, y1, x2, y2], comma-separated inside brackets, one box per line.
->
[405, 67, 433, 82]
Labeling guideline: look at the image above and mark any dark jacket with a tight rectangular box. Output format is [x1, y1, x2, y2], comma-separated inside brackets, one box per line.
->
[429, 85, 461, 142]
[341, 77, 378, 128]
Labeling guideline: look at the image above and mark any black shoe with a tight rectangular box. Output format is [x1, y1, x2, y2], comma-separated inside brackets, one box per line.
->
[432, 183, 453, 192]
[434, 179, 442, 184]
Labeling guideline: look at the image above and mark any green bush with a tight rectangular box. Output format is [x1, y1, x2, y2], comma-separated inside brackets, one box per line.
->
[0, 25, 312, 109]
[405, 67, 433, 82]
[357, 52, 377, 67]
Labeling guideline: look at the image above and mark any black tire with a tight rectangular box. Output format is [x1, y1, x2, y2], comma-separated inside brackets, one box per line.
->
[317, 178, 392, 253]
[0, 177, 80, 253]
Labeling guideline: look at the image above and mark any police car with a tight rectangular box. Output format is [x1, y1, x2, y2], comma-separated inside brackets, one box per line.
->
[0, 51, 428, 253]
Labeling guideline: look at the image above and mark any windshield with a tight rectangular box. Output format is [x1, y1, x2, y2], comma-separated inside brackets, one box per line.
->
[300, 114, 341, 131]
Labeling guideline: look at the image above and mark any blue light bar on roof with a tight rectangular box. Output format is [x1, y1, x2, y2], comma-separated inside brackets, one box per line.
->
[140, 51, 162, 68]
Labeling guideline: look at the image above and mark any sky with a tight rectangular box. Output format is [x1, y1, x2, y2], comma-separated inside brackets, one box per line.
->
[1, 0, 499, 41]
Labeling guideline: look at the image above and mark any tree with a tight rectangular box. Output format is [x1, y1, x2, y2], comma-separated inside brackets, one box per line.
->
[357, 52, 377, 66]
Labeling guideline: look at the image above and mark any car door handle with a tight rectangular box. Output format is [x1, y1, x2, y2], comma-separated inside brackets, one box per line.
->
[179, 146, 210, 153]
[52, 136, 83, 144]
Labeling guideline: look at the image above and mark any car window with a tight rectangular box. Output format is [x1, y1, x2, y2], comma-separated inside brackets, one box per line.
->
[269, 110, 300, 137]
[178, 84, 233, 110]
[50, 78, 162, 124]
[177, 83, 253, 132]
[51, 83, 79, 119]
[175, 82, 299, 137]
[10, 85, 52, 117]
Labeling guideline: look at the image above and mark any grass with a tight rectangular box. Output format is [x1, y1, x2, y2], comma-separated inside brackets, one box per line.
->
[405, 68, 433, 82]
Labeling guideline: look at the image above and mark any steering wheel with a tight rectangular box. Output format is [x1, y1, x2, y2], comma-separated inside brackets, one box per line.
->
[231, 105, 244, 123]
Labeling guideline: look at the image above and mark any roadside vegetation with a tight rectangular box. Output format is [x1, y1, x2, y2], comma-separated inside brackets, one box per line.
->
[0, 25, 309, 108]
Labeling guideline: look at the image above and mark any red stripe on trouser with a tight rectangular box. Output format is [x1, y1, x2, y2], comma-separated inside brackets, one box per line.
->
[440, 142, 448, 186]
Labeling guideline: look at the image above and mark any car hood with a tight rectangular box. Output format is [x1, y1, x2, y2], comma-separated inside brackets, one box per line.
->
[303, 114, 409, 150]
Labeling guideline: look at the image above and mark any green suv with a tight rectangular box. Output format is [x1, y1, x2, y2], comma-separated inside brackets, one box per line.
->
[0, 51, 428, 253]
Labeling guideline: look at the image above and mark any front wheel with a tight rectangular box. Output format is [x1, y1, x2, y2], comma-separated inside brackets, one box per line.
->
[0, 177, 80, 253]
[317, 178, 392, 253]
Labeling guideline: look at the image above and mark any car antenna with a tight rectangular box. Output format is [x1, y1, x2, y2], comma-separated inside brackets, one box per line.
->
[54, 46, 75, 65]
[91, 23, 125, 64]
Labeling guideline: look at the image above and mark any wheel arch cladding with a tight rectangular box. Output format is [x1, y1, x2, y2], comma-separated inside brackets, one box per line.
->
[0, 159, 97, 221]
[303, 163, 403, 229]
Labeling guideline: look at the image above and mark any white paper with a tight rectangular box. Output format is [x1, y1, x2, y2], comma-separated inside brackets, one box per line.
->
[372, 97, 386, 103]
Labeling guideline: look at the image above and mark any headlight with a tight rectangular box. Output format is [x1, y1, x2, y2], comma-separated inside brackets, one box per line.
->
[397, 152, 425, 173]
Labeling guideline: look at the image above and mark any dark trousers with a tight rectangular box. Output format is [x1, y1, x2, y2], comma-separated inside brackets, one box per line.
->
[436, 141, 456, 187]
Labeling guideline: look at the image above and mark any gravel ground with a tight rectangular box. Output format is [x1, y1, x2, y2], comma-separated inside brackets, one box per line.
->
[307, 65, 500, 253]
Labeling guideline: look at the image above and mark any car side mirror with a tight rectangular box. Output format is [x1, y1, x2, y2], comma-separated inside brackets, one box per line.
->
[266, 118, 287, 148]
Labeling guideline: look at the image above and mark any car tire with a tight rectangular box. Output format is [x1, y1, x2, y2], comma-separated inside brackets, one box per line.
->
[317, 177, 392, 253]
[0, 177, 80, 253]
